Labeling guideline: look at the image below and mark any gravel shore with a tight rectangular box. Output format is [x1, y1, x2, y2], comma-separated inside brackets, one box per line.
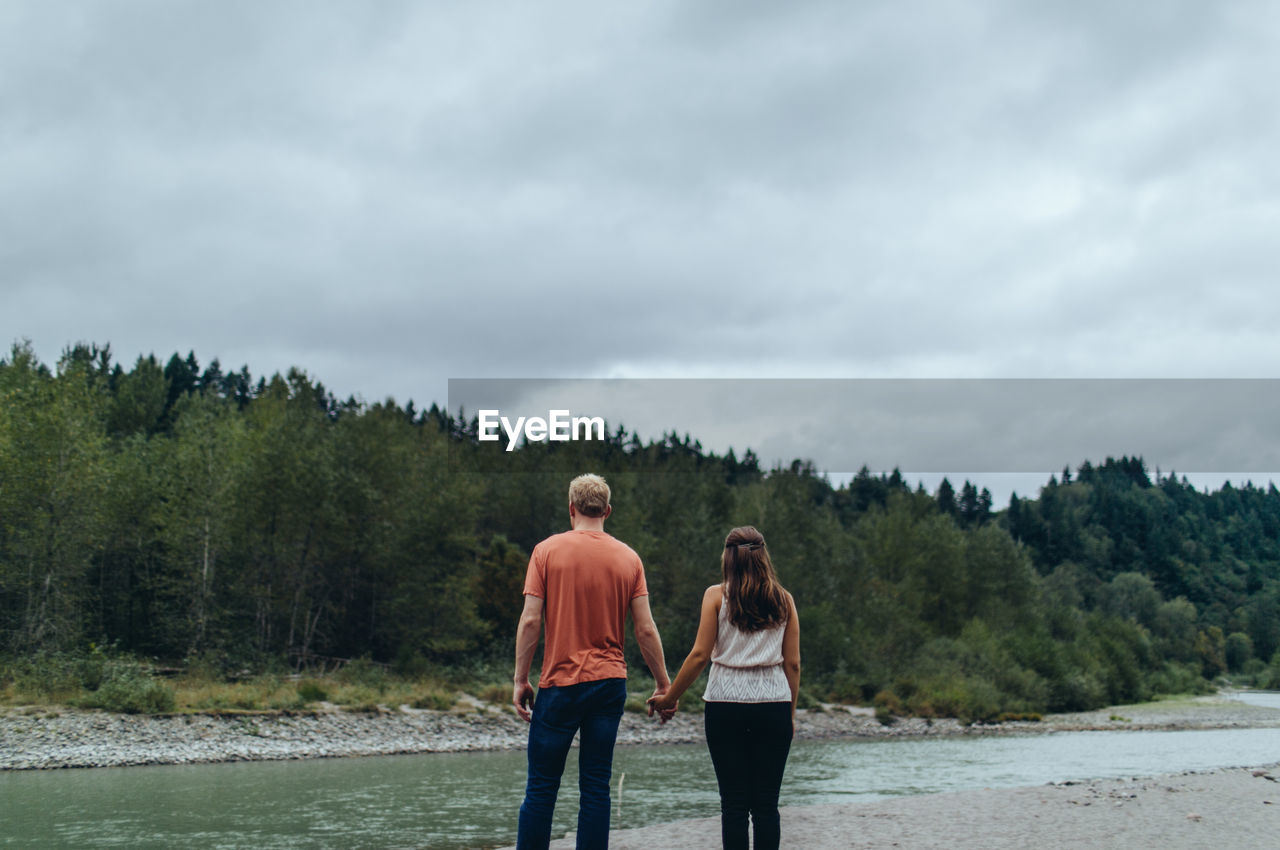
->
[532, 764, 1280, 849]
[3, 692, 1277, 771]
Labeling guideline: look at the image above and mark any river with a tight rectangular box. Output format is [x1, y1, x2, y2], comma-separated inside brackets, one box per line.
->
[3, 692, 1279, 849]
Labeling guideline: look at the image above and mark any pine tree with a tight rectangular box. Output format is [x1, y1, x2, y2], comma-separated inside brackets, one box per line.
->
[936, 478, 958, 516]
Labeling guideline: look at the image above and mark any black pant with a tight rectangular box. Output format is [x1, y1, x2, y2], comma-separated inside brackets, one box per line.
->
[703, 701, 793, 850]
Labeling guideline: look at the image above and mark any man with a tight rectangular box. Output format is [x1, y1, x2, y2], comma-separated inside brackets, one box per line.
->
[513, 473, 672, 849]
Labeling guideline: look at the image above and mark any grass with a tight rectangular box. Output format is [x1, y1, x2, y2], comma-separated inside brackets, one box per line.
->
[169, 675, 469, 713]
[0, 656, 514, 715]
[2, 650, 1231, 721]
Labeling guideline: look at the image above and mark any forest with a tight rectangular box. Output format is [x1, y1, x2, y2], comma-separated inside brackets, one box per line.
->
[2, 342, 1279, 720]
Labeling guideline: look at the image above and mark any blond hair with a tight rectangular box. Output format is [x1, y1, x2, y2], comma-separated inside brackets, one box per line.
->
[569, 473, 611, 517]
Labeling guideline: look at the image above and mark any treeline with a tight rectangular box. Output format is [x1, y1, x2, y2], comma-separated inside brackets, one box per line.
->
[2, 342, 1279, 719]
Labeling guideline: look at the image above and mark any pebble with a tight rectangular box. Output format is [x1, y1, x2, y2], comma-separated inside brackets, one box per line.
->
[4, 695, 1278, 771]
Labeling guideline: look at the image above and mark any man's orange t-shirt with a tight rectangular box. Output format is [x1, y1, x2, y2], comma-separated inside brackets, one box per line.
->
[523, 529, 648, 688]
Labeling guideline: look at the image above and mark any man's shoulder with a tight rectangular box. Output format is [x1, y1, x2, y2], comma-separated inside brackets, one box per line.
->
[606, 534, 641, 559]
[604, 534, 642, 566]
[537, 531, 642, 564]
[533, 531, 569, 550]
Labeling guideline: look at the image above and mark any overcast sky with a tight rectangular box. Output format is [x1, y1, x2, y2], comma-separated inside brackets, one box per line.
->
[4, 1, 1278, 492]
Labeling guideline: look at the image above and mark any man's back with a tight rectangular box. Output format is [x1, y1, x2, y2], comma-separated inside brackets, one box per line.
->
[524, 529, 646, 688]
[513, 474, 669, 849]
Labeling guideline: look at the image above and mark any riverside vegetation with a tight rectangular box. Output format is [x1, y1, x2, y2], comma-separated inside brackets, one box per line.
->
[3, 343, 1280, 723]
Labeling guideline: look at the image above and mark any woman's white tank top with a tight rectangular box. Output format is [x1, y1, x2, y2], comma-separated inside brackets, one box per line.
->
[702, 587, 791, 703]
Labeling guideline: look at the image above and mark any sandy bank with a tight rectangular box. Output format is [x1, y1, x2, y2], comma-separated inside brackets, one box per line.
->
[528, 764, 1280, 849]
[2, 692, 1277, 771]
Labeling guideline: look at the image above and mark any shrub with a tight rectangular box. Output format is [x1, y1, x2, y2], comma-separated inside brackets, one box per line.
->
[1048, 671, 1106, 713]
[296, 680, 328, 703]
[909, 675, 1002, 723]
[1144, 662, 1210, 699]
[677, 690, 706, 715]
[393, 649, 431, 678]
[411, 690, 455, 711]
[183, 650, 228, 682]
[1225, 632, 1254, 672]
[78, 661, 175, 714]
[872, 689, 904, 716]
[906, 694, 938, 718]
[821, 674, 864, 704]
[11, 650, 101, 699]
[335, 659, 389, 691]
[955, 678, 1002, 723]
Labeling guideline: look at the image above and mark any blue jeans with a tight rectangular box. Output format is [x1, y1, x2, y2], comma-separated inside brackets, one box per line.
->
[517, 678, 627, 850]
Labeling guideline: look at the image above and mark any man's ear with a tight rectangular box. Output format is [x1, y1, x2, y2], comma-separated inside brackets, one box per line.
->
[602, 504, 612, 520]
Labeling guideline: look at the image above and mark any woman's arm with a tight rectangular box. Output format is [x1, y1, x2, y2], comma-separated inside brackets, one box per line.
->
[647, 585, 721, 720]
[782, 592, 801, 733]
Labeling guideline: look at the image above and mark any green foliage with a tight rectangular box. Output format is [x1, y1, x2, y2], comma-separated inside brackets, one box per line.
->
[1196, 626, 1227, 678]
[296, 680, 328, 703]
[872, 689, 904, 716]
[1225, 632, 1254, 672]
[75, 657, 176, 714]
[7, 653, 96, 700]
[1145, 662, 1211, 697]
[335, 659, 389, 690]
[80, 672, 176, 714]
[0, 344, 110, 653]
[474, 535, 529, 643]
[410, 690, 456, 711]
[795, 688, 822, 710]
[677, 689, 706, 714]
[5, 346, 1280, 722]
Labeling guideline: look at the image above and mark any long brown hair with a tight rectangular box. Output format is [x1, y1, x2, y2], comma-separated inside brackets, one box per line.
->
[721, 526, 788, 632]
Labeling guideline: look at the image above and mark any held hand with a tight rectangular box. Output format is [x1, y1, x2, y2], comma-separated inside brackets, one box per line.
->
[646, 687, 678, 724]
[514, 681, 536, 723]
[645, 695, 676, 723]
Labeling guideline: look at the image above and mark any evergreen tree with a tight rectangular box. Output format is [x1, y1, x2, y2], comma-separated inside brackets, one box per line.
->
[936, 478, 957, 516]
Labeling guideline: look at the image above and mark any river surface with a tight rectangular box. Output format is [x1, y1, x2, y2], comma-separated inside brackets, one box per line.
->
[3, 693, 1279, 849]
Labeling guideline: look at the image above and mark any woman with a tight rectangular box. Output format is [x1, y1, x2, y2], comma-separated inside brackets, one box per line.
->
[648, 526, 800, 850]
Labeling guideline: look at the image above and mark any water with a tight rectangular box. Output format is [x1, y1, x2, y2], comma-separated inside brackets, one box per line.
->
[1231, 689, 1280, 710]
[3, 693, 1279, 849]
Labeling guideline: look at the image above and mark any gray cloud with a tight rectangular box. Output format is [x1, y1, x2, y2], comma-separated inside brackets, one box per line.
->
[4, 0, 1279, 425]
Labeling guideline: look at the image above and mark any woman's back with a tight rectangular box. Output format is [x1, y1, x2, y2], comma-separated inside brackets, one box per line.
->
[704, 586, 791, 703]
[646, 525, 800, 850]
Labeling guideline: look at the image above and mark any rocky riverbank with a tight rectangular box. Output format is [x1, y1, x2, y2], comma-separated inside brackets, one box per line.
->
[3, 692, 1277, 771]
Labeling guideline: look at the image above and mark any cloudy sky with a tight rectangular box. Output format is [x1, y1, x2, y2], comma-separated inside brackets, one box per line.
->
[4, 1, 1278, 487]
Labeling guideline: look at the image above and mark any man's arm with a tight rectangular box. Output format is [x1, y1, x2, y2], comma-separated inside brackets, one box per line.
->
[629, 594, 671, 694]
[513, 594, 543, 722]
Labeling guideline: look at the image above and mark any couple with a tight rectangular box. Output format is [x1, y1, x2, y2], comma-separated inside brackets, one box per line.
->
[513, 474, 801, 850]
